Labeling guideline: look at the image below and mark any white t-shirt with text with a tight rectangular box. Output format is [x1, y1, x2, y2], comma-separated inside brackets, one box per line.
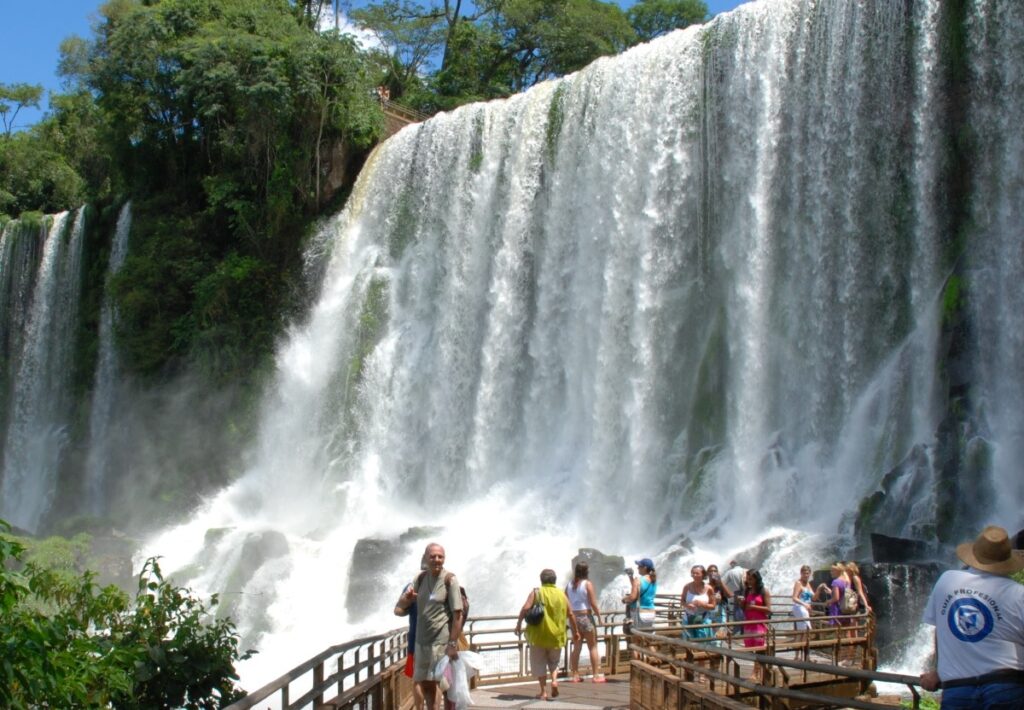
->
[921, 567, 1024, 681]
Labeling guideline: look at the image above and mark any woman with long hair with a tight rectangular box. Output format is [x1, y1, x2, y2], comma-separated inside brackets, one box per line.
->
[623, 558, 658, 630]
[741, 569, 772, 682]
[818, 562, 853, 631]
[843, 561, 872, 615]
[706, 564, 731, 626]
[566, 562, 605, 682]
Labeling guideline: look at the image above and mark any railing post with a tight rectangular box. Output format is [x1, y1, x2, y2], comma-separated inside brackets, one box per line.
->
[337, 650, 345, 697]
[313, 661, 324, 707]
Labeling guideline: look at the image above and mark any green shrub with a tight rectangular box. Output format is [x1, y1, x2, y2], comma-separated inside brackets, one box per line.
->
[0, 520, 253, 709]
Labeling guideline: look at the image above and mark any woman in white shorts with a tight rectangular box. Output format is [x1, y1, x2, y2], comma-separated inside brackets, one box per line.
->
[566, 561, 605, 682]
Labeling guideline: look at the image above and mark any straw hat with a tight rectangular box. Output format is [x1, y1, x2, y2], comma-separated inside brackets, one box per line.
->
[956, 525, 1024, 575]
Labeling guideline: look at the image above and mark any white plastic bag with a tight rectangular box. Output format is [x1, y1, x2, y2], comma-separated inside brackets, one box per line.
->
[433, 655, 451, 684]
[448, 657, 472, 709]
[432, 652, 483, 710]
[457, 650, 484, 677]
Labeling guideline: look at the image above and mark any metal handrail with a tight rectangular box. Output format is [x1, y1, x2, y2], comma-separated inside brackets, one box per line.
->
[225, 606, 900, 710]
[629, 625, 925, 709]
[381, 100, 433, 124]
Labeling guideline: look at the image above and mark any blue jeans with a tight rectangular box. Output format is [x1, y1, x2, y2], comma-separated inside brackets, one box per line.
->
[941, 682, 1024, 709]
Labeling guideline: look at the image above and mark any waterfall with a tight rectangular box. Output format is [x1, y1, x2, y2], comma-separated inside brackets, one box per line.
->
[120, 0, 1023, 685]
[0, 209, 86, 532]
[965, 0, 1024, 523]
[84, 202, 133, 515]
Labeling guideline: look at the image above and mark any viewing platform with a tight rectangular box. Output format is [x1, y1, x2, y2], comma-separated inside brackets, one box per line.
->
[381, 100, 433, 137]
[225, 596, 927, 709]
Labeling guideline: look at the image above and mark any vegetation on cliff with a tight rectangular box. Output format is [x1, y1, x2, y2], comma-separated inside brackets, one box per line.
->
[0, 521, 251, 708]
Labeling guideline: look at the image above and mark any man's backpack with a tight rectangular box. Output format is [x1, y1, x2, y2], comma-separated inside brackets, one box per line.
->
[416, 571, 469, 626]
[841, 586, 859, 614]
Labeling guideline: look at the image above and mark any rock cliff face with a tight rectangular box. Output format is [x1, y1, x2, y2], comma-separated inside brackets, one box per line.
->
[861, 562, 943, 661]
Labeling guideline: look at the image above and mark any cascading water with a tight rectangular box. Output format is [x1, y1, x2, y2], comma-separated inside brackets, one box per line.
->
[0, 0, 996, 690]
[0, 209, 86, 532]
[84, 202, 132, 515]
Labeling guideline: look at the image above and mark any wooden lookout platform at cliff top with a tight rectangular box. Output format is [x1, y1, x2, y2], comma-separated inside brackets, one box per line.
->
[225, 597, 932, 710]
[382, 100, 432, 137]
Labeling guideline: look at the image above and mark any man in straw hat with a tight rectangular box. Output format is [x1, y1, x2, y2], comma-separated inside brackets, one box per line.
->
[919, 525, 1024, 708]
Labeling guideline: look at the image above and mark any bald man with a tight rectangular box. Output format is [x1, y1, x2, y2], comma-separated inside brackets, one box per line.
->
[395, 543, 464, 709]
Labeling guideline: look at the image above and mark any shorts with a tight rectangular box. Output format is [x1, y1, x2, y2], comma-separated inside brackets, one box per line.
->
[792, 604, 811, 631]
[529, 645, 562, 677]
[413, 641, 448, 682]
[574, 612, 596, 635]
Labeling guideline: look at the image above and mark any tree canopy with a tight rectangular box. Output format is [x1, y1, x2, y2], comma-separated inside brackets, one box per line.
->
[0, 522, 251, 708]
[0, 0, 713, 398]
[46, 0, 384, 384]
[0, 82, 44, 136]
[351, 0, 708, 109]
[627, 0, 707, 41]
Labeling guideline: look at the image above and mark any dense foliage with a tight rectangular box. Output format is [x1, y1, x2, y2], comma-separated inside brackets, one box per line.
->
[0, 521, 251, 708]
[353, 0, 708, 109]
[73, 0, 382, 383]
[1, 0, 710, 385]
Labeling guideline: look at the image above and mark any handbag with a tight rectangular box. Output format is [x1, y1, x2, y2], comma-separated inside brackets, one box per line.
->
[524, 589, 545, 625]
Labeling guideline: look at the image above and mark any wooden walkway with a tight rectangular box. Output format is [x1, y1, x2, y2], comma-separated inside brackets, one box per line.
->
[225, 606, 931, 710]
[467, 674, 630, 709]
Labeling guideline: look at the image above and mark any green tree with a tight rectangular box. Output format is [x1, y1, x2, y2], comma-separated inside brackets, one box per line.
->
[627, 0, 707, 42]
[355, 0, 635, 103]
[494, 0, 636, 91]
[0, 131, 86, 215]
[429, 20, 514, 109]
[352, 0, 447, 95]
[59, 0, 381, 382]
[0, 522, 252, 709]
[0, 82, 44, 136]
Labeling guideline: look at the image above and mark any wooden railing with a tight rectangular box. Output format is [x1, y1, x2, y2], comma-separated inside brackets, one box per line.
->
[224, 613, 635, 710]
[225, 599, 923, 709]
[629, 603, 932, 710]
[223, 630, 409, 710]
[382, 100, 433, 124]
[629, 622, 926, 709]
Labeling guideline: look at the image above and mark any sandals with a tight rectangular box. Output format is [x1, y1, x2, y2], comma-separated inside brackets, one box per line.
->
[593, 675, 607, 683]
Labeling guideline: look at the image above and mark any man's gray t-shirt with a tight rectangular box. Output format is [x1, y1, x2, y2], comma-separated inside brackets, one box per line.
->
[722, 566, 745, 594]
[415, 570, 463, 648]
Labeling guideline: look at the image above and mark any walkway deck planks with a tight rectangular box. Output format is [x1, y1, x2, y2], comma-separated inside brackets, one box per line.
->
[466, 674, 630, 709]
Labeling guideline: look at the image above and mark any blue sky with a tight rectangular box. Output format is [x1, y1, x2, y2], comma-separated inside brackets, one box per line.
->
[1, 0, 752, 130]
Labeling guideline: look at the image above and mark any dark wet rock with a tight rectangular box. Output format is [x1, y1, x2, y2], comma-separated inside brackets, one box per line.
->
[234, 531, 289, 585]
[570, 548, 625, 596]
[861, 562, 943, 659]
[346, 537, 407, 618]
[870, 533, 934, 564]
[399, 527, 445, 545]
[732, 535, 787, 571]
[210, 530, 290, 620]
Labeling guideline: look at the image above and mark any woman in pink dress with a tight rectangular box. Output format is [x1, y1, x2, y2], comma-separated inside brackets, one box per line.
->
[741, 569, 772, 682]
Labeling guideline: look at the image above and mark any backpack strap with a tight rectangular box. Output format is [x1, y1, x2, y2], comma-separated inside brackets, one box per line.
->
[416, 571, 462, 623]
[443, 572, 456, 617]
